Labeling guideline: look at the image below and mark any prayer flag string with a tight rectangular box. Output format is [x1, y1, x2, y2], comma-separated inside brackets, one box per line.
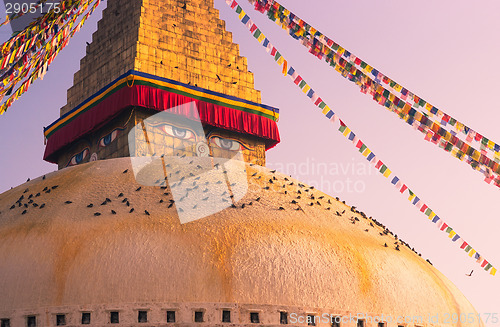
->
[0, 0, 102, 115]
[224, 0, 496, 275]
[246, 0, 500, 189]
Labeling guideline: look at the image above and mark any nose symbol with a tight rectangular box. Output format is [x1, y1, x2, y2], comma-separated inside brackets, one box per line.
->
[196, 142, 209, 157]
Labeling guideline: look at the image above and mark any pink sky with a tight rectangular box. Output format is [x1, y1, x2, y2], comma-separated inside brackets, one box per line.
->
[0, 0, 498, 324]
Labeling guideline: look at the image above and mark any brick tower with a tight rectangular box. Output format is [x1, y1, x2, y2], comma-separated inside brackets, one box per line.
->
[43, 0, 280, 169]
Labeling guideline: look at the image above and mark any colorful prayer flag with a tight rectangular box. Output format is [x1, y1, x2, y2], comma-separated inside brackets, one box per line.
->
[232, 0, 496, 275]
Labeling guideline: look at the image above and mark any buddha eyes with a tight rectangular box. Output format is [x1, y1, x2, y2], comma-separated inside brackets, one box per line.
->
[154, 124, 196, 141]
[67, 148, 89, 167]
[98, 129, 121, 147]
[211, 136, 246, 151]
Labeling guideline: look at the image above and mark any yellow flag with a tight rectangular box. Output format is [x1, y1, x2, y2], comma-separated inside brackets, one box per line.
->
[302, 84, 310, 94]
[321, 106, 330, 115]
[491, 267, 497, 276]
[469, 249, 476, 257]
[257, 33, 265, 43]
[394, 84, 402, 92]
[449, 231, 456, 238]
[383, 169, 391, 178]
[429, 212, 436, 220]
[362, 148, 370, 157]
[8, 51, 15, 64]
[343, 127, 351, 137]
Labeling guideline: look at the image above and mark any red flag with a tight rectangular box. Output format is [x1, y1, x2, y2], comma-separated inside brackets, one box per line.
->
[424, 131, 433, 141]
[484, 175, 494, 184]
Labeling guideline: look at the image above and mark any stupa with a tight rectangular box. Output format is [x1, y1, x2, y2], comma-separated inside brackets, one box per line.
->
[0, 0, 481, 326]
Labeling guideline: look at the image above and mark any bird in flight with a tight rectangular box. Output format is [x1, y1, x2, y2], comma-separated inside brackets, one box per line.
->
[465, 270, 473, 277]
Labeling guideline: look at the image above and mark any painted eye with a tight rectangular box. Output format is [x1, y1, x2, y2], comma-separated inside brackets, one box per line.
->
[67, 148, 89, 167]
[212, 137, 244, 151]
[157, 124, 195, 140]
[99, 129, 120, 147]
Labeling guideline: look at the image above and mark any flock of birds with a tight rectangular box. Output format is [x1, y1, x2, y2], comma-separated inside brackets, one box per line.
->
[0, 162, 440, 272]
